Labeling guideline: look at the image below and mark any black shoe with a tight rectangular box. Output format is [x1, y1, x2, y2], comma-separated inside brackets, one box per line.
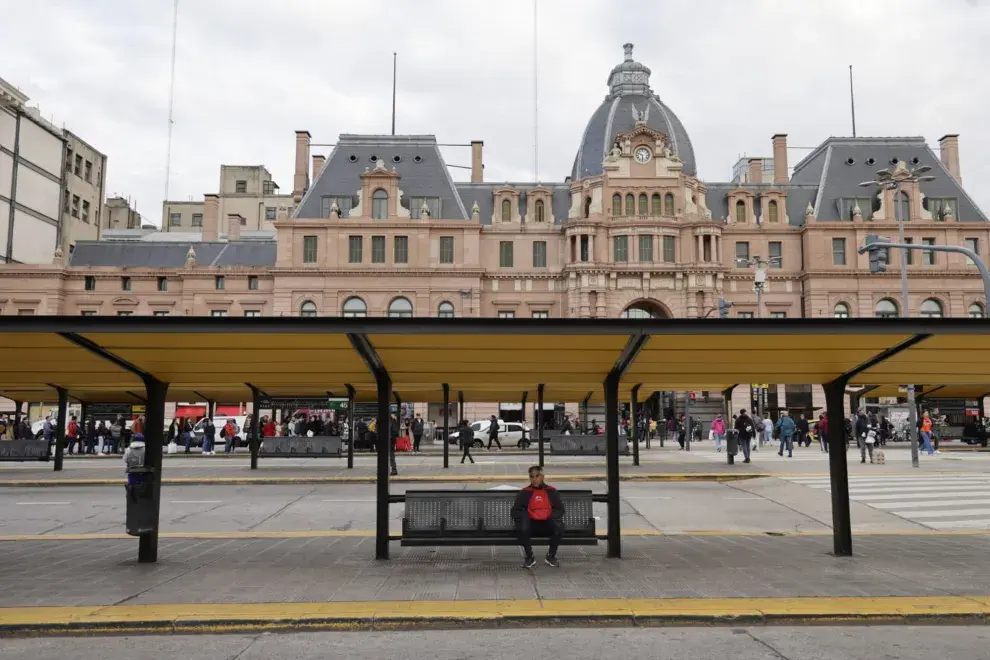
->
[777, 452, 783, 456]
[523, 555, 536, 569]
[861, 458, 866, 463]
[390, 470, 398, 476]
[545, 554, 559, 568]
[744, 458, 751, 463]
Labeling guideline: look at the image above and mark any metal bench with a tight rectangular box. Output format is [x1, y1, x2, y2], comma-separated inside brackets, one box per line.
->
[400, 489, 599, 546]
[0, 439, 50, 461]
[258, 436, 342, 457]
[549, 434, 629, 456]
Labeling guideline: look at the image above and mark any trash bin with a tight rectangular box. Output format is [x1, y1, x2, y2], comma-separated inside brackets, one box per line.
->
[725, 430, 739, 465]
[125, 466, 157, 537]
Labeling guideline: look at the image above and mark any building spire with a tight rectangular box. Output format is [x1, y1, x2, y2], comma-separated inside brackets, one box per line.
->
[623, 43, 634, 62]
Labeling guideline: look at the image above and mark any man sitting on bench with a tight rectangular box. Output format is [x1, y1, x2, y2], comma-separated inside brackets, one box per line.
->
[512, 465, 565, 569]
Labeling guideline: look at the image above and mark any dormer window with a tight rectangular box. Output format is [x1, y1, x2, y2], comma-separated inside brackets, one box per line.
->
[735, 200, 746, 224]
[372, 189, 388, 220]
[501, 199, 511, 223]
[768, 200, 779, 223]
[895, 191, 910, 222]
[535, 199, 545, 223]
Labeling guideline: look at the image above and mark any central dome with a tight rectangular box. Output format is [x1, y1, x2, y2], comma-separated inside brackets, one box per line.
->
[571, 44, 696, 180]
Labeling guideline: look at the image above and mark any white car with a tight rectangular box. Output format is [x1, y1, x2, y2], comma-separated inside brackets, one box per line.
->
[447, 419, 531, 448]
[190, 416, 246, 448]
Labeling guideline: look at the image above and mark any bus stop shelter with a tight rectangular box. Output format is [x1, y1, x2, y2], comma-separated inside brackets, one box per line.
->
[0, 316, 987, 563]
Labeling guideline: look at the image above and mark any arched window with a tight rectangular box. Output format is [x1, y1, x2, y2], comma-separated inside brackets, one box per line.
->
[920, 298, 943, 318]
[969, 303, 985, 319]
[620, 301, 669, 319]
[735, 200, 746, 223]
[388, 297, 413, 318]
[372, 189, 388, 220]
[664, 193, 675, 216]
[438, 301, 455, 318]
[625, 194, 634, 216]
[612, 193, 621, 217]
[833, 302, 851, 319]
[651, 193, 662, 216]
[300, 301, 318, 318]
[638, 193, 648, 215]
[875, 298, 899, 319]
[895, 191, 910, 222]
[584, 197, 592, 218]
[768, 200, 779, 223]
[501, 199, 511, 223]
[535, 199, 545, 223]
[342, 296, 367, 318]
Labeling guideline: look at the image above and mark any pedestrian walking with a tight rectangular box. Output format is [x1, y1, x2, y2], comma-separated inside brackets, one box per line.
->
[181, 417, 194, 453]
[487, 415, 502, 451]
[817, 413, 830, 453]
[389, 414, 399, 476]
[676, 414, 686, 449]
[775, 411, 796, 458]
[796, 413, 810, 448]
[203, 417, 217, 456]
[710, 414, 726, 452]
[763, 416, 774, 449]
[458, 420, 475, 464]
[411, 413, 424, 453]
[66, 416, 80, 455]
[855, 409, 872, 464]
[920, 411, 935, 456]
[734, 409, 754, 463]
[95, 420, 107, 454]
[109, 417, 122, 454]
[222, 418, 238, 454]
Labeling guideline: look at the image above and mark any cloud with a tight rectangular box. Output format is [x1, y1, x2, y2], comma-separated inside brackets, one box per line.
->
[2, 0, 988, 220]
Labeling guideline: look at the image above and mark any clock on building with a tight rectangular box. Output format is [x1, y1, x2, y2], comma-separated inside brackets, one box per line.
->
[634, 146, 652, 164]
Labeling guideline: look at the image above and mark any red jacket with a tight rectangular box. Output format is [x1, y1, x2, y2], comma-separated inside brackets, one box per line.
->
[262, 421, 277, 437]
[511, 484, 565, 521]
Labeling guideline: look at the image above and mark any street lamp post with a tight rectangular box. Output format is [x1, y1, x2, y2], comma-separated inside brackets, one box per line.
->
[859, 164, 937, 468]
[736, 256, 782, 318]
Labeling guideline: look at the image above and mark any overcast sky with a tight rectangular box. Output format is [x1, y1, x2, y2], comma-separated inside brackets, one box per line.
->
[4, 0, 989, 224]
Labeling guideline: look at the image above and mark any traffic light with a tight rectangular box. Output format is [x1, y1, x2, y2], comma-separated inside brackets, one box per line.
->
[866, 234, 888, 273]
[717, 298, 733, 319]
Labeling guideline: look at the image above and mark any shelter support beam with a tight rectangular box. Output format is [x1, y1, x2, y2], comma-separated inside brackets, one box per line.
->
[207, 399, 216, 420]
[458, 391, 464, 425]
[521, 391, 527, 425]
[824, 380, 852, 557]
[723, 385, 737, 465]
[247, 384, 261, 470]
[442, 384, 450, 469]
[604, 374, 621, 559]
[346, 384, 355, 470]
[848, 385, 878, 414]
[631, 384, 641, 467]
[53, 386, 67, 471]
[581, 392, 592, 434]
[13, 400, 21, 439]
[537, 384, 545, 468]
[684, 391, 692, 451]
[139, 377, 168, 563]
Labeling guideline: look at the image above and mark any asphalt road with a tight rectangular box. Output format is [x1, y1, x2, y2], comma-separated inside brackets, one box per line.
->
[2, 626, 988, 659]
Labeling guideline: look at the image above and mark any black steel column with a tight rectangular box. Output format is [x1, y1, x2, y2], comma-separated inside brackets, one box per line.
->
[139, 378, 168, 563]
[581, 392, 592, 434]
[53, 387, 68, 471]
[13, 400, 21, 439]
[249, 386, 261, 470]
[723, 385, 737, 466]
[376, 373, 392, 560]
[79, 402, 88, 453]
[207, 399, 216, 420]
[631, 384, 641, 467]
[346, 384, 355, 470]
[684, 392, 692, 451]
[604, 375, 621, 558]
[825, 380, 852, 556]
[458, 391, 464, 425]
[521, 391, 527, 425]
[442, 384, 450, 469]
[537, 384, 545, 467]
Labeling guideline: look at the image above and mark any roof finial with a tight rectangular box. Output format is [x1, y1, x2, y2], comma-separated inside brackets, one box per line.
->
[623, 43, 634, 62]
[806, 201, 815, 217]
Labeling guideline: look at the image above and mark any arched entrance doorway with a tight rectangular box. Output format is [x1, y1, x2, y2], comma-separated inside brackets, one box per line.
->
[620, 300, 670, 319]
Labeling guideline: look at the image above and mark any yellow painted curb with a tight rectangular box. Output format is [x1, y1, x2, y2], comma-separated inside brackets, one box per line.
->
[2, 596, 988, 634]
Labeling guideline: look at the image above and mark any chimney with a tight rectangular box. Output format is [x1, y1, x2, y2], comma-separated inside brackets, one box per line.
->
[312, 154, 325, 181]
[771, 134, 788, 184]
[203, 194, 220, 241]
[471, 140, 484, 183]
[227, 214, 242, 241]
[747, 158, 763, 184]
[938, 134, 961, 184]
[293, 130, 311, 202]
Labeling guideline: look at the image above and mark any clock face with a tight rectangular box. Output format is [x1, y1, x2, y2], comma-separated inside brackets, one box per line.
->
[634, 147, 652, 164]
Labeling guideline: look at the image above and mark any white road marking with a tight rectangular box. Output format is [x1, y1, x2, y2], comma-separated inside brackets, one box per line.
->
[320, 498, 376, 502]
[15, 501, 70, 505]
[726, 497, 764, 500]
[169, 500, 222, 504]
[890, 508, 990, 519]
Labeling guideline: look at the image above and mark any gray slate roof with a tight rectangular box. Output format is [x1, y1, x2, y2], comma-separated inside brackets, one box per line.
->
[296, 135, 468, 220]
[68, 241, 276, 268]
[455, 183, 571, 226]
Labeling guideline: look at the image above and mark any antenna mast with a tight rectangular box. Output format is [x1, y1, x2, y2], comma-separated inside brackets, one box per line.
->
[849, 64, 857, 138]
[164, 0, 179, 203]
[391, 52, 397, 136]
[533, 0, 539, 181]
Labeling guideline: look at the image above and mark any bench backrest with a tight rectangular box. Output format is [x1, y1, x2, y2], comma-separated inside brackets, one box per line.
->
[259, 436, 342, 456]
[549, 435, 628, 453]
[404, 489, 593, 532]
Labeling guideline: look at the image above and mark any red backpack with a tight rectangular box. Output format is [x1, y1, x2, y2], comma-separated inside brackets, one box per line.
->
[67, 420, 79, 438]
[526, 486, 553, 521]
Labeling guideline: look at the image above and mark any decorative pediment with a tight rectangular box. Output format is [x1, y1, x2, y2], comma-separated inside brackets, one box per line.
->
[616, 123, 668, 145]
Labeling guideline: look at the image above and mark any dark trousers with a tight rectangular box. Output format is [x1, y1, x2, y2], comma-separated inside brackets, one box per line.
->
[67, 436, 78, 454]
[413, 433, 423, 452]
[516, 514, 563, 558]
[460, 443, 474, 463]
[389, 443, 397, 474]
[487, 433, 501, 450]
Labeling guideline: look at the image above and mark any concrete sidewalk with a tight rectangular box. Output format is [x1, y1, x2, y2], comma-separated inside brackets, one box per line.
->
[2, 533, 990, 633]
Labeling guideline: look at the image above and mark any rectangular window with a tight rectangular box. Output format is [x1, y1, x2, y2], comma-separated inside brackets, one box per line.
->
[63, 192, 70, 214]
[244, 310, 262, 317]
[349, 236, 363, 263]
[613, 236, 629, 263]
[498, 311, 515, 319]
[638, 235, 654, 262]
[770, 311, 787, 319]
[663, 236, 676, 262]
[215, 275, 225, 290]
[302, 235, 318, 264]
[768, 241, 782, 268]
[17, 309, 35, 316]
[121, 277, 131, 291]
[532, 311, 550, 319]
[84, 276, 95, 291]
[735, 241, 750, 264]
[235, 180, 247, 193]
[393, 236, 409, 264]
[153, 311, 169, 317]
[84, 160, 92, 182]
[81, 200, 90, 223]
[71, 195, 80, 218]
[116, 310, 133, 317]
[371, 235, 386, 263]
[248, 275, 259, 291]
[439, 236, 454, 264]
[169, 212, 181, 227]
[905, 237, 913, 265]
[580, 235, 589, 262]
[74, 154, 82, 176]
[262, 181, 274, 195]
[532, 240, 547, 268]
[265, 207, 276, 221]
[191, 213, 203, 227]
[499, 241, 514, 268]
[737, 312, 754, 319]
[922, 237, 936, 265]
[211, 310, 228, 317]
[965, 238, 979, 266]
[831, 238, 846, 266]
[65, 147, 73, 171]
[80, 310, 96, 316]
[157, 277, 167, 292]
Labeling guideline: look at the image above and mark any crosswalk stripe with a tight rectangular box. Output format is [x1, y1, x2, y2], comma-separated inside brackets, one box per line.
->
[847, 485, 990, 495]
[871, 499, 990, 509]
[854, 491, 990, 502]
[890, 508, 990, 519]
[928, 519, 990, 529]
[789, 480, 990, 489]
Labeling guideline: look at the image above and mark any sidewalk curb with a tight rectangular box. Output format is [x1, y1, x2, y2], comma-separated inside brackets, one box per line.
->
[2, 596, 988, 636]
[0, 473, 761, 487]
